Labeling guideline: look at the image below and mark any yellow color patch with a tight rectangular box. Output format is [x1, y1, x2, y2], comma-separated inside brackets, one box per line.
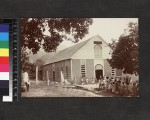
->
[0, 49, 9, 56]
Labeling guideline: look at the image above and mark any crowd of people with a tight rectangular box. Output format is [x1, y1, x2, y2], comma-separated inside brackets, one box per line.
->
[81, 75, 139, 97]
[22, 69, 139, 97]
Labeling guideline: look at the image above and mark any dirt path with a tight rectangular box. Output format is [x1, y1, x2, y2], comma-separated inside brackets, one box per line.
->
[22, 81, 103, 97]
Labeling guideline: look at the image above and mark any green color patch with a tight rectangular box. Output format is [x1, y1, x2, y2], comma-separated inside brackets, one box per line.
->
[0, 41, 9, 48]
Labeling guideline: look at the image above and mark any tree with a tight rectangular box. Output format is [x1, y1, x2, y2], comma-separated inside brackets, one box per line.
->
[21, 18, 93, 53]
[21, 18, 93, 71]
[108, 22, 139, 75]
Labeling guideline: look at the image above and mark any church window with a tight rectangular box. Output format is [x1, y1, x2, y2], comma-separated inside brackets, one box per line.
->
[94, 45, 102, 58]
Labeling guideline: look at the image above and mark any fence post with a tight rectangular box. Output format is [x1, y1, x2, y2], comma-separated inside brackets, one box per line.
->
[47, 70, 49, 86]
[36, 66, 38, 85]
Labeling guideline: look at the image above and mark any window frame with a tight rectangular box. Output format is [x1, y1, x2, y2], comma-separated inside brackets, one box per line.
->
[80, 59, 86, 77]
[94, 44, 102, 58]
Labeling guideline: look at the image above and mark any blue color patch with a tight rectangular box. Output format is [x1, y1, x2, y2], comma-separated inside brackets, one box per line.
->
[0, 24, 9, 32]
[0, 32, 9, 41]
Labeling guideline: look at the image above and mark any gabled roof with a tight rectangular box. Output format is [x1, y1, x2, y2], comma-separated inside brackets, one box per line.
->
[43, 36, 95, 65]
[43, 35, 109, 65]
[35, 52, 56, 65]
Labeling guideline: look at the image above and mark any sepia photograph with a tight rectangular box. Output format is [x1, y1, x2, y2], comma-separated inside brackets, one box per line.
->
[21, 18, 139, 97]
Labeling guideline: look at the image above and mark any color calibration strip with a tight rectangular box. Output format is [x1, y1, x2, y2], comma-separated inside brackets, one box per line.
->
[0, 19, 19, 102]
[0, 24, 10, 101]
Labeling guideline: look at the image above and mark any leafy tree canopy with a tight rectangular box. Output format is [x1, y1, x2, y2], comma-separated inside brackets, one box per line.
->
[21, 18, 93, 54]
[108, 22, 139, 75]
[21, 18, 93, 72]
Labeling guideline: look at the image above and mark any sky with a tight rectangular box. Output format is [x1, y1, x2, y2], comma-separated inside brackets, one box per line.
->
[57, 18, 138, 51]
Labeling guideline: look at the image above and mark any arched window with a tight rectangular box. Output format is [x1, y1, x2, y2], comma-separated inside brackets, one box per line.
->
[95, 64, 103, 70]
[94, 45, 102, 58]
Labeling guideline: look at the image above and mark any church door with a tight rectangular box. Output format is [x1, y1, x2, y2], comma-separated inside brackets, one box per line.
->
[95, 64, 103, 80]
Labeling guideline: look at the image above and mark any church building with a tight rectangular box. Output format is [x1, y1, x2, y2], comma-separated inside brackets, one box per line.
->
[43, 35, 123, 84]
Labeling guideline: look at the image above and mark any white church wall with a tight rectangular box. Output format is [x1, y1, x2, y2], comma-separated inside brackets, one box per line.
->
[71, 35, 111, 59]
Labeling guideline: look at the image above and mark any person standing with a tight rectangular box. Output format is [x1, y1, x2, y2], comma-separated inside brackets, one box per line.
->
[86, 77, 89, 84]
[112, 80, 116, 93]
[105, 77, 109, 91]
[81, 77, 84, 85]
[99, 75, 103, 90]
[22, 71, 30, 91]
[108, 78, 113, 92]
[121, 82, 125, 96]
[92, 78, 95, 84]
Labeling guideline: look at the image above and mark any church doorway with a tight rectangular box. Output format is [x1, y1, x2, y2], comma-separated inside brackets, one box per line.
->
[95, 64, 103, 80]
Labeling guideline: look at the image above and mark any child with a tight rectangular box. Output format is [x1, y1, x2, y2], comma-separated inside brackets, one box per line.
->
[92, 78, 95, 84]
[112, 82, 115, 93]
[108, 79, 112, 92]
[125, 83, 129, 96]
[81, 77, 84, 85]
[99, 77, 103, 90]
[120, 82, 125, 96]
[86, 77, 89, 84]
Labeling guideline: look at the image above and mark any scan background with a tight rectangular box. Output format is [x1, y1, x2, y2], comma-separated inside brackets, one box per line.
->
[0, 0, 150, 120]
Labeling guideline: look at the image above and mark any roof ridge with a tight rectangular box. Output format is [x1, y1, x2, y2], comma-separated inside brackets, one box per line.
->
[70, 36, 96, 57]
[43, 35, 98, 65]
[48, 37, 92, 56]
[58, 37, 92, 52]
[96, 35, 109, 45]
